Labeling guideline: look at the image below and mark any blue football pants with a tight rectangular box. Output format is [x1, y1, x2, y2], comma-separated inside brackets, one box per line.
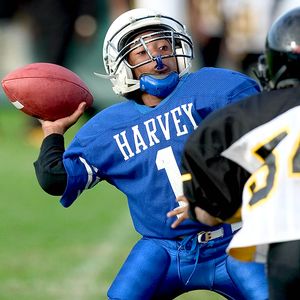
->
[107, 234, 268, 299]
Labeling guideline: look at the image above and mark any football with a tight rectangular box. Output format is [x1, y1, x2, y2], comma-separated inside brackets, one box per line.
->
[1, 62, 94, 121]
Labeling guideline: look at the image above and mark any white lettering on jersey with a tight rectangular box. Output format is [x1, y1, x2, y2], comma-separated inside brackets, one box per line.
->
[144, 118, 160, 146]
[182, 103, 198, 129]
[113, 130, 135, 161]
[157, 112, 170, 140]
[170, 107, 188, 136]
[132, 125, 148, 154]
[113, 103, 197, 160]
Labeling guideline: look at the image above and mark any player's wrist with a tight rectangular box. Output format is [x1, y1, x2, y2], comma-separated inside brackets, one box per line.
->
[42, 124, 65, 137]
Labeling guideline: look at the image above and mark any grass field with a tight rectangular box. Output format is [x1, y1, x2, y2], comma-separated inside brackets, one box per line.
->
[0, 107, 225, 300]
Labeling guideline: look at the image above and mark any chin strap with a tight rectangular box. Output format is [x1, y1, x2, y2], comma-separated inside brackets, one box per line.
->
[139, 72, 179, 98]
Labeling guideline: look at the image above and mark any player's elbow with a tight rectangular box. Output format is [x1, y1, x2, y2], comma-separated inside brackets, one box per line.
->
[37, 175, 67, 196]
[34, 163, 67, 196]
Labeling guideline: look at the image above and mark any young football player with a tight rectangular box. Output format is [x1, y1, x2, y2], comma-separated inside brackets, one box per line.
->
[34, 8, 268, 299]
[171, 7, 300, 300]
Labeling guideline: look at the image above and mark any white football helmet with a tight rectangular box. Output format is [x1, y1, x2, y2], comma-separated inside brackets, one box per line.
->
[99, 8, 194, 96]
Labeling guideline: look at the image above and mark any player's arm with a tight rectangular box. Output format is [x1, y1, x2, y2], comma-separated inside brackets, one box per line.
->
[181, 126, 249, 223]
[177, 99, 253, 224]
[34, 134, 67, 195]
[34, 102, 86, 196]
[167, 118, 247, 227]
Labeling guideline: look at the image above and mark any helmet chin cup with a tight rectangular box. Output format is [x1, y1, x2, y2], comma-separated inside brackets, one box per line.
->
[140, 72, 179, 98]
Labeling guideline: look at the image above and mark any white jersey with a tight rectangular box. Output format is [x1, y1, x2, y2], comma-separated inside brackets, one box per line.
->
[223, 106, 300, 262]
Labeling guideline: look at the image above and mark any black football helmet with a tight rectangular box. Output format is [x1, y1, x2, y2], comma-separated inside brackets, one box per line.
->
[256, 7, 300, 90]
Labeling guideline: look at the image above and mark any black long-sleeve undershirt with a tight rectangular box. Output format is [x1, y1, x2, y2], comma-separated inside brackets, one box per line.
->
[34, 134, 67, 196]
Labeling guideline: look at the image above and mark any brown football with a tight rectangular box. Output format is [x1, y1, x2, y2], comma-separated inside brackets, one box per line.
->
[1, 62, 94, 121]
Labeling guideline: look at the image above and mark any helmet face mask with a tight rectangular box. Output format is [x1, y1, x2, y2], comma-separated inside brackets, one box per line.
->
[260, 7, 300, 90]
[120, 30, 184, 72]
[102, 8, 194, 97]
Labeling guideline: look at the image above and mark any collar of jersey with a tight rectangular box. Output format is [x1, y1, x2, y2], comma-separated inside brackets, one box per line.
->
[133, 73, 189, 114]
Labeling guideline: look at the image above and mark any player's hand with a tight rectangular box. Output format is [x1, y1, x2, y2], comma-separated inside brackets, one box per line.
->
[39, 102, 87, 137]
[193, 207, 222, 226]
[167, 195, 223, 228]
[167, 195, 189, 228]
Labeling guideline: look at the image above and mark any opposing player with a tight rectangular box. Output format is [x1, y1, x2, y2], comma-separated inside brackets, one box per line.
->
[173, 7, 300, 300]
[33, 8, 268, 299]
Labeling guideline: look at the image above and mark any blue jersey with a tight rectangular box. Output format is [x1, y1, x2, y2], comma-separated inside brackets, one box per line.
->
[61, 67, 260, 239]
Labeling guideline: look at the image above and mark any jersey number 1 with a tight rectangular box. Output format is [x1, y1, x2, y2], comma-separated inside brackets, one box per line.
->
[156, 146, 186, 211]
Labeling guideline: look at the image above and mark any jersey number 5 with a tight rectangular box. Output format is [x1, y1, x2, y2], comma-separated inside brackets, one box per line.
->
[246, 130, 300, 208]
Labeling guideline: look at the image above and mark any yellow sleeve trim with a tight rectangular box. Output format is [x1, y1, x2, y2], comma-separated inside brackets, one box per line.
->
[181, 173, 192, 182]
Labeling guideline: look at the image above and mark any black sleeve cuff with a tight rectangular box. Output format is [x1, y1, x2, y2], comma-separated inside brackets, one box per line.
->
[34, 134, 67, 196]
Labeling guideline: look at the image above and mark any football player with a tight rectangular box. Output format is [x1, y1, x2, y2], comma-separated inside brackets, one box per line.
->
[34, 8, 268, 299]
[172, 7, 300, 300]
